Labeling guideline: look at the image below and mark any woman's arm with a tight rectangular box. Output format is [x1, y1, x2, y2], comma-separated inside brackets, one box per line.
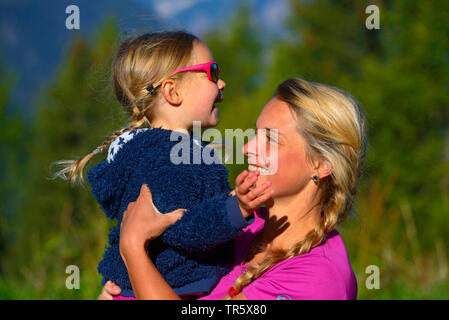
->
[121, 239, 180, 300]
[119, 184, 185, 299]
[122, 238, 249, 300]
[119, 184, 252, 300]
[118, 170, 271, 300]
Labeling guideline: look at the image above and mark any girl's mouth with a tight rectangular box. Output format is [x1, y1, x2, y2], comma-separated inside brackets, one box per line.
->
[215, 91, 223, 103]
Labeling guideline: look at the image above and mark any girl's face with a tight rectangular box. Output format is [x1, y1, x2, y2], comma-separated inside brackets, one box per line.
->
[181, 41, 226, 128]
[243, 97, 315, 199]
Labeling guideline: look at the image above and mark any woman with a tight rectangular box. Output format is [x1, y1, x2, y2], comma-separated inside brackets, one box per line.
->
[99, 78, 367, 300]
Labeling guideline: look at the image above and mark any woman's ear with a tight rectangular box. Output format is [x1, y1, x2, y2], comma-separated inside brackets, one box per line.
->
[314, 158, 333, 180]
[160, 79, 182, 106]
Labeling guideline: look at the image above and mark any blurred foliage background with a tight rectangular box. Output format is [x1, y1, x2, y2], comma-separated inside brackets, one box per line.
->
[0, 0, 448, 299]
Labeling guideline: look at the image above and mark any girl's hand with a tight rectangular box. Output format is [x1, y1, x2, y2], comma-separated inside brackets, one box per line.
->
[97, 281, 122, 300]
[119, 184, 186, 257]
[235, 170, 274, 218]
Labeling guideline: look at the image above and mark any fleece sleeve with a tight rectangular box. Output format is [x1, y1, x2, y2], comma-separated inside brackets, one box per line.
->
[160, 195, 254, 253]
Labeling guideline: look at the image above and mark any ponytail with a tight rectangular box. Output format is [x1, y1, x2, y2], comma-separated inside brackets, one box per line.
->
[51, 107, 150, 185]
[52, 31, 198, 186]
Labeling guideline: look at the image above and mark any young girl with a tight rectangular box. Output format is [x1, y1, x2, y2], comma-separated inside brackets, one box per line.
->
[53, 31, 272, 298]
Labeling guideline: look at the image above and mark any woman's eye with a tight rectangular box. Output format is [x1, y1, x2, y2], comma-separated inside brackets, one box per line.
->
[255, 129, 276, 143]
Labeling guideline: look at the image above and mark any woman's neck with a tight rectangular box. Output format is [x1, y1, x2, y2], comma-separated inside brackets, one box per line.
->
[261, 190, 324, 252]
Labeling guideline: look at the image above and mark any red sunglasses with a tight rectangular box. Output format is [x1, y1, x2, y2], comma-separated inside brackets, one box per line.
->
[171, 62, 220, 83]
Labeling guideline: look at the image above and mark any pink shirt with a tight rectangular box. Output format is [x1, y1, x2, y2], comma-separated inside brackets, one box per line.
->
[198, 209, 357, 300]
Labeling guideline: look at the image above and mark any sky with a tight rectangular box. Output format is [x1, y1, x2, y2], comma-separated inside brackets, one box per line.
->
[133, 0, 290, 36]
[0, 0, 290, 116]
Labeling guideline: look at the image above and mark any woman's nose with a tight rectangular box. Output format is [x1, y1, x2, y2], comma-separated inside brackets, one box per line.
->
[243, 142, 249, 157]
[242, 134, 257, 157]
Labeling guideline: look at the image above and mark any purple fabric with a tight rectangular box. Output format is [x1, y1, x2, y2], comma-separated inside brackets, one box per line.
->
[198, 209, 357, 300]
[112, 209, 357, 300]
[113, 295, 135, 300]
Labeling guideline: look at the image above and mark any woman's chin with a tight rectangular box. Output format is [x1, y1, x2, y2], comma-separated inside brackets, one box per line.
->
[254, 175, 269, 188]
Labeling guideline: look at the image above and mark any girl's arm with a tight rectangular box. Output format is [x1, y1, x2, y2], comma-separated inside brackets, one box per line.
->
[160, 170, 273, 253]
[159, 193, 248, 252]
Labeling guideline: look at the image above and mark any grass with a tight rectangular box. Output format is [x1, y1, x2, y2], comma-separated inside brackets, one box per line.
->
[1, 175, 447, 300]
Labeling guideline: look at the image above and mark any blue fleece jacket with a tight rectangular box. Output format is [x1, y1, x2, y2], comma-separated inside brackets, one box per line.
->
[87, 127, 252, 297]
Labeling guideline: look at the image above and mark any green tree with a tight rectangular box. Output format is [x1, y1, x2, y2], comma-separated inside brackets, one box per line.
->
[267, 0, 449, 237]
[0, 51, 25, 273]
[265, 0, 449, 298]
[204, 6, 270, 183]
[205, 0, 449, 298]
[2, 18, 126, 299]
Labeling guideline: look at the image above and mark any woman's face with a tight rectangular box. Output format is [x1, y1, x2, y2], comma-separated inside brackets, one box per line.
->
[243, 97, 315, 199]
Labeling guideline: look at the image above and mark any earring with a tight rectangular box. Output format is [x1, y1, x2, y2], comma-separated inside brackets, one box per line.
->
[312, 175, 319, 183]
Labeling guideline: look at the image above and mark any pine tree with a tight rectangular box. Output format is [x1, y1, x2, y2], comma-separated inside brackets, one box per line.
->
[0, 50, 25, 275]
[3, 18, 127, 298]
[203, 6, 268, 183]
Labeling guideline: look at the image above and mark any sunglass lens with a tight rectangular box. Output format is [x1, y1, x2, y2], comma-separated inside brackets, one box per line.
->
[210, 63, 219, 82]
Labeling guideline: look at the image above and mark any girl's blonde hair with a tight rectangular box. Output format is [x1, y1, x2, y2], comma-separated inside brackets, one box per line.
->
[223, 78, 367, 299]
[52, 31, 199, 185]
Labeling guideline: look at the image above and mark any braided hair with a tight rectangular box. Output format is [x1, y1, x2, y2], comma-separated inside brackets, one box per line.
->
[52, 31, 199, 185]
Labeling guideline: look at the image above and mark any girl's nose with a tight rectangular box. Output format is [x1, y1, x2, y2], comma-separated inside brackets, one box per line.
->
[217, 79, 226, 91]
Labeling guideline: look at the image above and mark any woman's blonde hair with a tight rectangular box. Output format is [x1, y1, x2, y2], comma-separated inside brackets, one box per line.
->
[52, 31, 199, 185]
[223, 78, 367, 299]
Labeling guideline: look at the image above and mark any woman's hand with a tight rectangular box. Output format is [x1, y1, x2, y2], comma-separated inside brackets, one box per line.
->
[97, 281, 122, 300]
[119, 184, 186, 259]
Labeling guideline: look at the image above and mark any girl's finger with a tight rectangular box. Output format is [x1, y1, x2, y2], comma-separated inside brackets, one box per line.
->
[235, 170, 249, 187]
[237, 171, 260, 194]
[249, 189, 274, 208]
[246, 181, 272, 200]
